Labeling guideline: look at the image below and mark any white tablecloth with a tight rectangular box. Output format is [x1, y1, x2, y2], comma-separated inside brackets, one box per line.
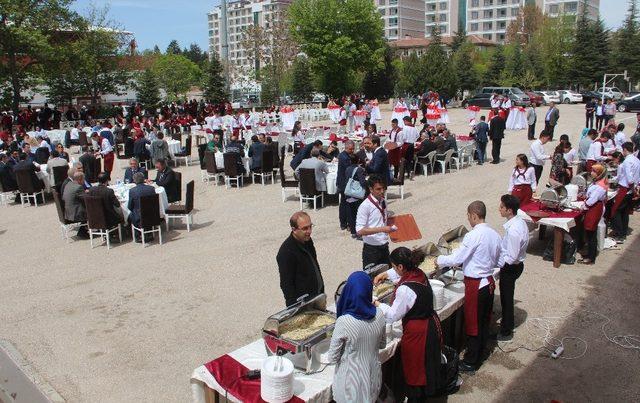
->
[111, 183, 169, 221]
[325, 163, 338, 195]
[506, 109, 527, 130]
[191, 283, 469, 403]
[167, 140, 182, 159]
[45, 130, 68, 145]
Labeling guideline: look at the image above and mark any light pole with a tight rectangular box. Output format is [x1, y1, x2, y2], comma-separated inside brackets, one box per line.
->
[601, 71, 628, 103]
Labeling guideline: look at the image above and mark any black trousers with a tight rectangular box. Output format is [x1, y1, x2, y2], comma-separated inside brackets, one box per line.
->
[362, 242, 390, 268]
[532, 164, 543, 184]
[464, 285, 493, 366]
[544, 122, 556, 140]
[527, 123, 536, 140]
[347, 199, 363, 236]
[585, 114, 594, 129]
[604, 115, 612, 126]
[476, 141, 487, 163]
[596, 115, 604, 131]
[491, 138, 502, 163]
[611, 194, 632, 236]
[585, 230, 598, 262]
[338, 192, 349, 228]
[499, 262, 524, 335]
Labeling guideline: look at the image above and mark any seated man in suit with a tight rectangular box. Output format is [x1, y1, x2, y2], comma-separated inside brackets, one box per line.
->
[153, 158, 179, 203]
[290, 140, 323, 170]
[62, 171, 89, 238]
[79, 146, 98, 183]
[46, 150, 70, 176]
[21, 143, 37, 163]
[133, 135, 150, 163]
[13, 152, 44, 193]
[365, 135, 391, 183]
[225, 135, 246, 175]
[0, 153, 18, 197]
[295, 148, 330, 191]
[127, 172, 157, 242]
[87, 173, 124, 230]
[248, 135, 265, 172]
[123, 157, 147, 183]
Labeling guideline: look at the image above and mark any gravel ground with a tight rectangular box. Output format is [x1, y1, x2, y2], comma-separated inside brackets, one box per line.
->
[0, 103, 638, 402]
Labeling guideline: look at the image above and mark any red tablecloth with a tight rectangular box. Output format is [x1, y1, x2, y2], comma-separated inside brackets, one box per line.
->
[204, 355, 304, 403]
[520, 200, 583, 223]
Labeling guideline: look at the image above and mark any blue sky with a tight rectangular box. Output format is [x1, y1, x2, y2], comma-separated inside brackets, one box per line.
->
[71, 0, 629, 52]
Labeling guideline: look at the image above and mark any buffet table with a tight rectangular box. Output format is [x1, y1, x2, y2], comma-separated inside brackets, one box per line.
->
[191, 286, 468, 403]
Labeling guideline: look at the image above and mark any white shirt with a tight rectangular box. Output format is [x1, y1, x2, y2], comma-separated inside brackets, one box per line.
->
[205, 116, 222, 130]
[378, 269, 417, 324]
[530, 139, 549, 166]
[436, 223, 501, 288]
[70, 127, 80, 140]
[502, 98, 512, 109]
[39, 139, 52, 151]
[617, 153, 640, 188]
[99, 137, 113, 155]
[356, 196, 389, 246]
[585, 182, 607, 208]
[508, 166, 537, 192]
[603, 139, 616, 154]
[563, 148, 577, 165]
[490, 97, 501, 109]
[497, 216, 529, 267]
[615, 131, 627, 151]
[586, 141, 606, 161]
[400, 125, 420, 144]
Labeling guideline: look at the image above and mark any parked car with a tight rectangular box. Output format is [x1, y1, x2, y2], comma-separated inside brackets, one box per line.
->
[597, 87, 624, 101]
[558, 90, 583, 104]
[581, 91, 612, 103]
[463, 93, 492, 108]
[538, 91, 561, 104]
[616, 93, 640, 113]
[480, 86, 530, 106]
[525, 91, 543, 106]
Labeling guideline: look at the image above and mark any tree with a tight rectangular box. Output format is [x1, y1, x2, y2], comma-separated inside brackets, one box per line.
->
[153, 45, 161, 54]
[291, 57, 314, 102]
[536, 15, 574, 88]
[153, 54, 201, 100]
[136, 68, 161, 110]
[506, 4, 545, 46]
[166, 40, 182, 55]
[0, 0, 80, 113]
[569, 5, 602, 90]
[591, 18, 611, 88]
[450, 26, 467, 53]
[202, 52, 228, 104]
[452, 43, 478, 95]
[501, 42, 524, 87]
[395, 53, 423, 96]
[613, 0, 640, 86]
[184, 43, 208, 66]
[288, 0, 385, 97]
[260, 65, 280, 105]
[421, 28, 456, 97]
[483, 46, 505, 86]
[363, 45, 395, 99]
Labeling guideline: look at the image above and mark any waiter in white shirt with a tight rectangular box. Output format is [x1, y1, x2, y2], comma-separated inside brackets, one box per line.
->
[614, 123, 627, 151]
[610, 142, 640, 240]
[400, 116, 420, 144]
[529, 131, 551, 183]
[436, 201, 501, 372]
[356, 175, 397, 267]
[496, 194, 529, 341]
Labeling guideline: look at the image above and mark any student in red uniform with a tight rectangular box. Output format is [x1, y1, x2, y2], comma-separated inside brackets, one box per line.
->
[374, 247, 443, 402]
[609, 142, 640, 242]
[436, 201, 501, 372]
[578, 164, 608, 265]
[508, 154, 537, 204]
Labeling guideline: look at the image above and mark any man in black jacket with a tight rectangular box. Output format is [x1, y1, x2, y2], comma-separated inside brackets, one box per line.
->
[276, 211, 324, 306]
[489, 114, 506, 164]
[336, 140, 355, 230]
[87, 173, 124, 228]
[154, 158, 179, 203]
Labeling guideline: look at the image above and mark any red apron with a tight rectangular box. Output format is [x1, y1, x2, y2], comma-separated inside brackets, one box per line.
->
[512, 184, 533, 204]
[103, 152, 114, 173]
[610, 185, 631, 217]
[463, 276, 495, 336]
[583, 200, 604, 231]
[339, 119, 347, 126]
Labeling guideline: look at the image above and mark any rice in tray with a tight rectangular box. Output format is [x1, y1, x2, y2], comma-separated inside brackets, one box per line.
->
[449, 239, 462, 249]
[420, 255, 438, 272]
[280, 312, 335, 341]
[373, 282, 395, 299]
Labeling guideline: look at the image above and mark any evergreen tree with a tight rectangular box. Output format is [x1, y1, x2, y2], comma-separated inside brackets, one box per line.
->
[452, 43, 478, 95]
[483, 46, 505, 86]
[450, 25, 467, 53]
[136, 69, 161, 109]
[570, 5, 599, 89]
[202, 53, 228, 103]
[421, 28, 456, 96]
[166, 40, 182, 55]
[260, 65, 280, 105]
[184, 43, 207, 66]
[591, 17, 611, 89]
[363, 45, 395, 99]
[291, 57, 314, 102]
[153, 45, 161, 54]
[396, 53, 423, 96]
[614, 0, 640, 85]
[501, 42, 524, 87]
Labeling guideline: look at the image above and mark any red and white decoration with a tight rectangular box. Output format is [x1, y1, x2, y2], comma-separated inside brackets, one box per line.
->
[280, 106, 298, 131]
[466, 105, 480, 127]
[370, 99, 382, 122]
[391, 99, 410, 127]
[426, 102, 441, 126]
[506, 106, 527, 130]
[353, 109, 368, 127]
[327, 104, 341, 123]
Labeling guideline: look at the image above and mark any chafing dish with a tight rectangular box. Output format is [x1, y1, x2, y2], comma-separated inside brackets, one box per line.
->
[437, 226, 469, 252]
[335, 264, 394, 305]
[415, 242, 443, 276]
[540, 185, 568, 210]
[262, 294, 335, 373]
[570, 173, 590, 191]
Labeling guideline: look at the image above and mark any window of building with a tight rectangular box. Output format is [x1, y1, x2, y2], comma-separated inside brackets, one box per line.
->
[549, 4, 559, 14]
[427, 14, 436, 22]
[439, 13, 447, 22]
[498, 8, 507, 17]
[391, 7, 397, 15]
[471, 11, 479, 19]
[483, 21, 493, 30]
[379, 8, 386, 15]
[564, 2, 578, 12]
[498, 21, 507, 29]
[484, 10, 493, 18]
[427, 3, 436, 11]
[471, 0, 479, 7]
[470, 22, 479, 31]
[498, 0, 507, 5]
[511, 7, 519, 16]
[439, 1, 447, 10]
[389, 17, 398, 26]
[512, 0, 520, 3]
[484, 0, 493, 6]
[497, 33, 505, 41]
[483, 33, 493, 40]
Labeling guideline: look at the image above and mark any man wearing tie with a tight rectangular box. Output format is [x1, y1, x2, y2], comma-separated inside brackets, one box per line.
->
[123, 157, 148, 183]
[544, 102, 560, 141]
[153, 158, 178, 203]
[365, 135, 391, 184]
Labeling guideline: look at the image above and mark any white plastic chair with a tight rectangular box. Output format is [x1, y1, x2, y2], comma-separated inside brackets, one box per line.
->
[436, 149, 455, 175]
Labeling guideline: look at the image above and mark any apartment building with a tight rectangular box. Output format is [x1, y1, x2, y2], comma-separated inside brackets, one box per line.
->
[376, 0, 426, 40]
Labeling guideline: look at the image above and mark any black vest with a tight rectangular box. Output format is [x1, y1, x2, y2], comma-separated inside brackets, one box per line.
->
[403, 281, 434, 321]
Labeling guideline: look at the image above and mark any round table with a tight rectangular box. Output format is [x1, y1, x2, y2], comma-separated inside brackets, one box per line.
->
[110, 183, 169, 221]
